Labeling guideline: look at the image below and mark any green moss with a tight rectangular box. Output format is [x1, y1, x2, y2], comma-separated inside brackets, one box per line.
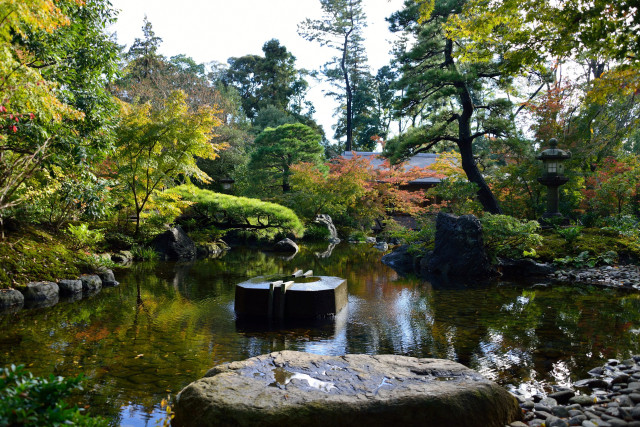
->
[0, 227, 86, 288]
[536, 228, 640, 263]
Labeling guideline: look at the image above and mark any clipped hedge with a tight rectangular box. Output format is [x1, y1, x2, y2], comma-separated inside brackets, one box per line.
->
[169, 185, 304, 238]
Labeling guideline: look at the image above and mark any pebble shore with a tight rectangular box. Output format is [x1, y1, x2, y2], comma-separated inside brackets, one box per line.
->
[551, 265, 640, 291]
[508, 356, 640, 427]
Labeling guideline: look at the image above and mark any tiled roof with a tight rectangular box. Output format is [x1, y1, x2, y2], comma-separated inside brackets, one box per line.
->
[341, 151, 441, 184]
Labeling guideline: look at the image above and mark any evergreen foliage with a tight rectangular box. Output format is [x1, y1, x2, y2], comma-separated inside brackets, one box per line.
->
[169, 185, 304, 238]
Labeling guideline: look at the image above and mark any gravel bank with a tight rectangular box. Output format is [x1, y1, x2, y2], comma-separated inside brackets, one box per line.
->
[551, 265, 640, 291]
[508, 356, 640, 427]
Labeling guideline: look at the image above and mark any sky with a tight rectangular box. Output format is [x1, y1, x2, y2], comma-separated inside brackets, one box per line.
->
[108, 0, 407, 145]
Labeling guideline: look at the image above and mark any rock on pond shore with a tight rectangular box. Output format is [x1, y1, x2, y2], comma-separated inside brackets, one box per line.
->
[173, 351, 521, 427]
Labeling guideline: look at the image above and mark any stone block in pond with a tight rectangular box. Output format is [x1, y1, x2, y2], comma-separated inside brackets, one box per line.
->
[173, 351, 521, 427]
[234, 276, 347, 319]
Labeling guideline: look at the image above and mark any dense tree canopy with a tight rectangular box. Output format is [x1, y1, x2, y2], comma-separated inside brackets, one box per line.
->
[247, 123, 324, 196]
[384, 0, 525, 213]
[221, 39, 310, 121]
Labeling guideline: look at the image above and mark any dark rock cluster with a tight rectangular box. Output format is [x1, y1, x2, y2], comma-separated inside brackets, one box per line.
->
[508, 356, 640, 427]
[0, 269, 119, 313]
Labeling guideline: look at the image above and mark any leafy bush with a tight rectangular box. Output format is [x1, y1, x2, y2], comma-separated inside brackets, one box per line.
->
[555, 225, 584, 244]
[77, 253, 119, 272]
[169, 185, 304, 239]
[480, 214, 543, 259]
[348, 230, 369, 242]
[554, 250, 618, 268]
[104, 231, 135, 250]
[131, 245, 158, 261]
[0, 364, 107, 426]
[382, 217, 436, 255]
[67, 223, 104, 249]
[600, 215, 640, 239]
[302, 223, 331, 241]
[187, 226, 227, 243]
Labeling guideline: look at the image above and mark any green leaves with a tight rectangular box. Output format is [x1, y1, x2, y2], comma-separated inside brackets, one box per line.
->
[170, 185, 304, 238]
[0, 364, 108, 426]
[481, 214, 543, 259]
[113, 90, 224, 233]
[248, 123, 324, 195]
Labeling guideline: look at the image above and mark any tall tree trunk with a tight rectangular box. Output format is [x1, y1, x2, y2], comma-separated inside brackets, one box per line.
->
[445, 39, 502, 214]
[341, 28, 353, 152]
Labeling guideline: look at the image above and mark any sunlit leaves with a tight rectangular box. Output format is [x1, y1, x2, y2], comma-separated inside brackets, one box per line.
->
[112, 91, 225, 233]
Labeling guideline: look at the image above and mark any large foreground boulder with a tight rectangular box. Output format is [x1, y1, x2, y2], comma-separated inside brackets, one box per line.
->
[57, 279, 82, 296]
[80, 274, 102, 293]
[173, 351, 521, 427]
[427, 213, 496, 279]
[150, 226, 196, 260]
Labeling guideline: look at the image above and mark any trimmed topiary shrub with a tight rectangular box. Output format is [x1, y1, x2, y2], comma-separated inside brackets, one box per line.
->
[169, 185, 304, 239]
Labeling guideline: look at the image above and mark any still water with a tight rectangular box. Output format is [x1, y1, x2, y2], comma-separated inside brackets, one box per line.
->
[1, 244, 640, 425]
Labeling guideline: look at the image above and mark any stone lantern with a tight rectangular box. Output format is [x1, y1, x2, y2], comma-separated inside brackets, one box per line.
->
[219, 178, 235, 192]
[536, 138, 571, 218]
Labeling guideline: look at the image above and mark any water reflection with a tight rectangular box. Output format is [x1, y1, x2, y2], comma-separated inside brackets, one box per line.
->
[0, 244, 638, 425]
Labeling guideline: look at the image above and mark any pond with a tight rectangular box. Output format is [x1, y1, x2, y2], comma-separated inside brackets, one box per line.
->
[1, 244, 640, 426]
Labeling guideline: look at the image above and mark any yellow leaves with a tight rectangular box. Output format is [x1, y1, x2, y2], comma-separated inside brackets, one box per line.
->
[417, 0, 435, 24]
[0, 0, 82, 42]
[586, 66, 640, 105]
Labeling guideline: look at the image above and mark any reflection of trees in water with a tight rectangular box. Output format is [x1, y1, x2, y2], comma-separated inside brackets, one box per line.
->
[0, 245, 639, 424]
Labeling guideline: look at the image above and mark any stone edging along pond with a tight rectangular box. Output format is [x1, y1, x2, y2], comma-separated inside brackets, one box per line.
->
[0, 269, 120, 313]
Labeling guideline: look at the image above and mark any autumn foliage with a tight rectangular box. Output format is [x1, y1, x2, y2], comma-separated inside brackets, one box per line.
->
[287, 153, 438, 228]
[581, 156, 640, 217]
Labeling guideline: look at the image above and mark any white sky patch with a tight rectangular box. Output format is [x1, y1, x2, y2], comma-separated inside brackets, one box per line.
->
[108, 0, 406, 144]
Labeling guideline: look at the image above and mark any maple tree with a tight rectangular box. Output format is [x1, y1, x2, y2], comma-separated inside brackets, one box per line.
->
[111, 91, 224, 234]
[581, 156, 640, 217]
[287, 153, 434, 228]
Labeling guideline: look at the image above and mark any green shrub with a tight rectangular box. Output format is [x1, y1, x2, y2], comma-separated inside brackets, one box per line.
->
[131, 245, 159, 261]
[554, 250, 618, 268]
[0, 365, 107, 426]
[480, 214, 543, 260]
[302, 224, 331, 241]
[104, 231, 135, 250]
[67, 223, 104, 249]
[348, 230, 369, 242]
[188, 226, 227, 243]
[555, 225, 584, 244]
[77, 253, 119, 272]
[169, 185, 304, 239]
[600, 215, 640, 239]
[383, 217, 436, 255]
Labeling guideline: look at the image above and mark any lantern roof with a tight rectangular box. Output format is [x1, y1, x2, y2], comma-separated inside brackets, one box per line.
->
[536, 138, 571, 161]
